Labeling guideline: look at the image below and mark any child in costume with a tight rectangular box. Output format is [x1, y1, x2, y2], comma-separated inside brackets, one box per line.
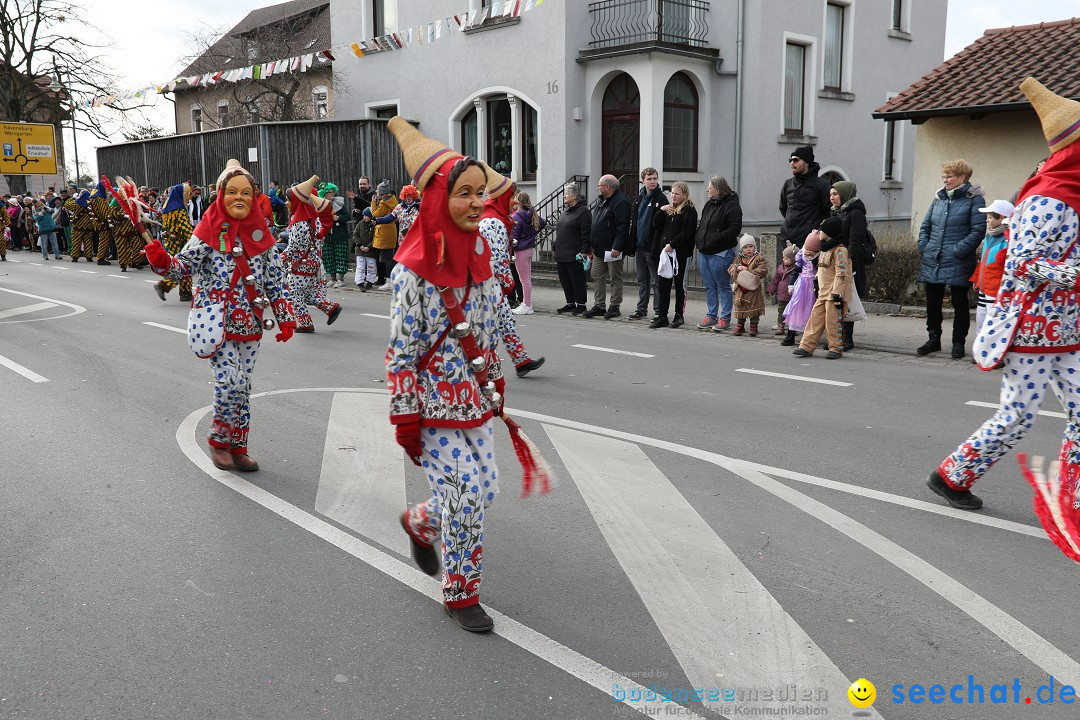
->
[767, 244, 799, 335]
[143, 159, 298, 472]
[783, 235, 818, 345]
[728, 233, 768, 336]
[793, 217, 851, 359]
[480, 165, 545, 378]
[154, 184, 195, 302]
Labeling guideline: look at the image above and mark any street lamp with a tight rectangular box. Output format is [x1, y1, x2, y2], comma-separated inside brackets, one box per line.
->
[48, 73, 80, 187]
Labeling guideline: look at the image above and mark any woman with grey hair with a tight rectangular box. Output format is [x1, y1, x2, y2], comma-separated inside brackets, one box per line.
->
[694, 175, 742, 330]
[554, 183, 592, 314]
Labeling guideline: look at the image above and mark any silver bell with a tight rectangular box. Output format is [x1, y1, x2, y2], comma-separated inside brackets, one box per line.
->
[231, 245, 244, 257]
[254, 296, 270, 309]
[451, 321, 471, 338]
[244, 274, 256, 286]
[484, 380, 496, 395]
[489, 392, 502, 407]
[262, 318, 275, 330]
[470, 356, 488, 373]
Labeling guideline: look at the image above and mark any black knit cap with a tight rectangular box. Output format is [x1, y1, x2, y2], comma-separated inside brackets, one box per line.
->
[819, 216, 843, 239]
[789, 145, 814, 164]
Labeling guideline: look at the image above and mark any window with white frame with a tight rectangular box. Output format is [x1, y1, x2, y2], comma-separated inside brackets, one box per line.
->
[312, 86, 329, 119]
[784, 42, 807, 134]
[373, 0, 397, 36]
[891, 0, 905, 31]
[461, 106, 478, 158]
[522, 103, 538, 181]
[455, 93, 539, 181]
[823, 3, 846, 91]
[883, 121, 898, 180]
[372, 105, 397, 119]
[191, 105, 203, 133]
[217, 100, 229, 128]
[663, 72, 698, 173]
[487, 97, 512, 174]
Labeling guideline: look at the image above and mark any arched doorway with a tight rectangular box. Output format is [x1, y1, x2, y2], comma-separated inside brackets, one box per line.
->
[602, 73, 640, 198]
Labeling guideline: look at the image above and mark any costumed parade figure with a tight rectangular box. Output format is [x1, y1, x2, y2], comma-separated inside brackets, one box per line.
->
[66, 190, 95, 261]
[479, 165, 545, 378]
[0, 198, 9, 260]
[319, 183, 350, 286]
[154, 184, 195, 302]
[89, 182, 114, 265]
[928, 78, 1080, 563]
[109, 194, 142, 271]
[386, 117, 551, 633]
[142, 159, 298, 471]
[284, 176, 342, 333]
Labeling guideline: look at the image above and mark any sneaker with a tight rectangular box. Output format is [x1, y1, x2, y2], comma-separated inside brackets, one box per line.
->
[628, 310, 647, 320]
[713, 318, 731, 332]
[926, 469, 983, 510]
[792, 348, 812, 357]
[582, 305, 606, 318]
[512, 304, 534, 315]
[333, 280, 344, 288]
[649, 315, 669, 329]
[603, 306, 621, 319]
[516, 357, 545, 377]
[670, 314, 684, 328]
[571, 304, 587, 315]
[556, 303, 575, 314]
[697, 316, 717, 329]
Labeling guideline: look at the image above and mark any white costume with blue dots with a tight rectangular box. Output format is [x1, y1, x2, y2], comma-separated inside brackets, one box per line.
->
[941, 195, 1080, 492]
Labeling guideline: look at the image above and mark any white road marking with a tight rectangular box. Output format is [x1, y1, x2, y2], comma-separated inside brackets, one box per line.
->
[107, 274, 130, 279]
[735, 368, 852, 387]
[316, 393, 409, 555]
[79, 270, 98, 274]
[0, 287, 85, 322]
[28, 262, 42, 266]
[0, 353, 48, 383]
[143, 321, 186, 334]
[0, 301, 57, 320]
[5, 258, 20, 262]
[360, 312, 391, 319]
[571, 344, 654, 358]
[967, 400, 1066, 420]
[53, 265, 68, 270]
[143, 279, 158, 284]
[547, 426, 874, 718]
[176, 391, 703, 720]
[511, 407, 1080, 689]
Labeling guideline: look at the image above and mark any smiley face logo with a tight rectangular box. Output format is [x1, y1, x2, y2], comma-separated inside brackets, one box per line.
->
[847, 678, 876, 708]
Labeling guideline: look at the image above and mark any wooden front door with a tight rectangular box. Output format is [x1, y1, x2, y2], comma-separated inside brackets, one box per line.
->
[601, 73, 640, 199]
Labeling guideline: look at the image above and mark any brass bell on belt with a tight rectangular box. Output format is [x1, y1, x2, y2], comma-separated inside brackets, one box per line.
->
[262, 318, 275, 330]
[244, 274, 256, 285]
[470, 356, 488, 373]
[451, 322, 471, 338]
[231, 245, 244, 257]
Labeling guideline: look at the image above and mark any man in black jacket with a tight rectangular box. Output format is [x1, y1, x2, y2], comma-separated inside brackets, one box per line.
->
[627, 167, 668, 320]
[779, 146, 831, 248]
[584, 175, 631, 319]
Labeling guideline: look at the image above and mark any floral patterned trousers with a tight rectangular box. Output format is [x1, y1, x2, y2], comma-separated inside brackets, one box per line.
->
[404, 422, 500, 608]
[497, 297, 530, 368]
[207, 340, 259, 454]
[940, 351, 1080, 500]
[288, 273, 338, 330]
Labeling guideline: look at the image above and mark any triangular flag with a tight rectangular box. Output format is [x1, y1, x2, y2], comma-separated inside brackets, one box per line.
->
[524, 0, 534, 11]
[491, 1, 502, 15]
[301, 53, 314, 71]
[351, 42, 365, 57]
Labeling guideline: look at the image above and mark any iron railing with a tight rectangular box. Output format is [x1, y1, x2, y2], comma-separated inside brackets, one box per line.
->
[534, 175, 589, 252]
[587, 0, 711, 50]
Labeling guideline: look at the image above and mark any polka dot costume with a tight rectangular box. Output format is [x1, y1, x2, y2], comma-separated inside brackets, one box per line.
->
[207, 340, 260, 452]
[403, 421, 500, 607]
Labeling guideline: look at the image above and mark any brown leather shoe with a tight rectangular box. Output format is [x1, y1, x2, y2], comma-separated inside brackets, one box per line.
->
[444, 602, 494, 633]
[232, 453, 259, 472]
[210, 446, 235, 470]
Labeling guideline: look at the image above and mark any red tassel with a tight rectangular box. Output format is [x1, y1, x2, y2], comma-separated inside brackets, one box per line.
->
[1019, 453, 1080, 562]
[502, 415, 553, 497]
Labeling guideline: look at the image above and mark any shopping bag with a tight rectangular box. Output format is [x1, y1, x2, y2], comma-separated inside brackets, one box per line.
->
[843, 280, 866, 322]
[657, 249, 677, 280]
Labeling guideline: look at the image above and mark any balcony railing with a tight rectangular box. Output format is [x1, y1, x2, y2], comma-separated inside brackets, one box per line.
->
[586, 0, 711, 51]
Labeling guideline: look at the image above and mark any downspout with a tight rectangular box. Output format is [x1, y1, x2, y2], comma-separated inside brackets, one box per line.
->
[732, 0, 745, 193]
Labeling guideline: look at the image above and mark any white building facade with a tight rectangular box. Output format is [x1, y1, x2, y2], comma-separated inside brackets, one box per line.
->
[333, 0, 946, 229]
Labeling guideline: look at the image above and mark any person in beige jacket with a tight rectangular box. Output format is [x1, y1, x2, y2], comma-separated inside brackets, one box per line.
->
[794, 216, 851, 359]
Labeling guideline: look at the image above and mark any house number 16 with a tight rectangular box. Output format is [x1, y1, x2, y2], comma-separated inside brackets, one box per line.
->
[546, 80, 559, 94]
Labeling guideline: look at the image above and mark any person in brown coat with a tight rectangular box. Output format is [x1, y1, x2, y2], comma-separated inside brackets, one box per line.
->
[794, 217, 852, 359]
[728, 233, 768, 335]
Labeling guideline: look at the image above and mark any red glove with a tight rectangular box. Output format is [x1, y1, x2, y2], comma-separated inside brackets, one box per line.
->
[494, 377, 506, 416]
[142, 239, 171, 269]
[275, 321, 295, 343]
[395, 422, 422, 466]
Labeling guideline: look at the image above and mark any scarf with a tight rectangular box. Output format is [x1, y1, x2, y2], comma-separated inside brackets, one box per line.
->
[192, 184, 275, 255]
[1017, 141, 1080, 213]
[986, 223, 1006, 238]
[394, 155, 492, 287]
[162, 185, 185, 214]
[288, 185, 320, 224]
[481, 188, 514, 235]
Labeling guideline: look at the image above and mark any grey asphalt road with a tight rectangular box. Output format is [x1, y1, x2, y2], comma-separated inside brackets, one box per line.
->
[1, 256, 1077, 720]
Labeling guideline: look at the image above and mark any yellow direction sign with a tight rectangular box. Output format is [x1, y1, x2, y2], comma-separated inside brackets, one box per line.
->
[0, 122, 58, 176]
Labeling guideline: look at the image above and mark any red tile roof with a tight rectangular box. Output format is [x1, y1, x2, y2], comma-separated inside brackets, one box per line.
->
[874, 17, 1080, 121]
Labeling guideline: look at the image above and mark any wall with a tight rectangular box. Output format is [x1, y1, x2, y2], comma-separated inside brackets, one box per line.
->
[910, 112, 1047, 231]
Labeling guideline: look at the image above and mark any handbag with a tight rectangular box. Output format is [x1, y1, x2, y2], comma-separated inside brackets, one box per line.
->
[843, 275, 867, 322]
[657, 249, 678, 279]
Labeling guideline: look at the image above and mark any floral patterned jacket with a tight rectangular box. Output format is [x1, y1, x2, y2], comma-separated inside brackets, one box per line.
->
[480, 218, 515, 295]
[157, 233, 297, 345]
[386, 264, 504, 428]
[284, 218, 323, 276]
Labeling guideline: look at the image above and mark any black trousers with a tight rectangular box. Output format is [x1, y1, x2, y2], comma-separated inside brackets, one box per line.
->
[655, 254, 688, 318]
[924, 283, 971, 343]
[509, 260, 523, 305]
[557, 261, 588, 305]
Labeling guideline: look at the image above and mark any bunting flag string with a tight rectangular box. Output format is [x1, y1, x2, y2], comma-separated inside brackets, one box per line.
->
[75, 0, 545, 110]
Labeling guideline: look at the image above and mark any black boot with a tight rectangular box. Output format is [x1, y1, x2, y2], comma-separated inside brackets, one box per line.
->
[951, 342, 965, 360]
[780, 330, 796, 346]
[917, 332, 942, 356]
[842, 321, 855, 352]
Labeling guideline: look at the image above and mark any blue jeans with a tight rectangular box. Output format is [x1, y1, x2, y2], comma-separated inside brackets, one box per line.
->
[699, 249, 734, 320]
[39, 230, 58, 258]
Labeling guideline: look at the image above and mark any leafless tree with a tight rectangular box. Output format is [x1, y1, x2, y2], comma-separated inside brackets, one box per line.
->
[0, 0, 154, 193]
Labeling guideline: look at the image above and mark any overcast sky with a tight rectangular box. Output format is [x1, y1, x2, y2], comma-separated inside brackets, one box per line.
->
[67, 0, 1080, 178]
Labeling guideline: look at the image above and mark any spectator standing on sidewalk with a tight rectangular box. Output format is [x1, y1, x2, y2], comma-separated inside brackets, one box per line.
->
[779, 146, 831, 250]
[584, 175, 630, 319]
[510, 191, 545, 315]
[649, 181, 697, 329]
[694, 175, 742, 330]
[829, 181, 869, 351]
[628, 167, 668, 320]
[554, 183, 592, 315]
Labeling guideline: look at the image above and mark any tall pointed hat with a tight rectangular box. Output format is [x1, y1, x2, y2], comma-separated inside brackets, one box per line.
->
[1021, 77, 1080, 153]
[388, 116, 458, 192]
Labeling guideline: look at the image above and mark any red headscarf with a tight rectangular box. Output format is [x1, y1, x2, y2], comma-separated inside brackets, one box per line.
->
[481, 185, 515, 236]
[192, 168, 275, 254]
[1016, 140, 1080, 213]
[394, 155, 492, 287]
[288, 185, 320, 224]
